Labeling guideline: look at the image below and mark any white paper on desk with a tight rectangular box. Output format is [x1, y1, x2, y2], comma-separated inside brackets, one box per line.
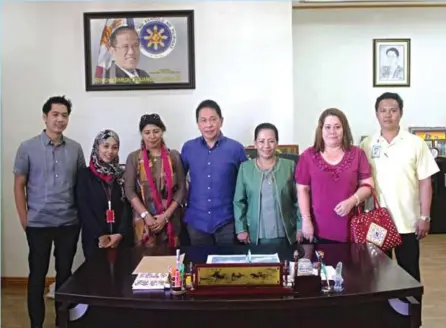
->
[132, 272, 168, 290]
[206, 253, 280, 264]
[132, 254, 185, 274]
[289, 263, 336, 280]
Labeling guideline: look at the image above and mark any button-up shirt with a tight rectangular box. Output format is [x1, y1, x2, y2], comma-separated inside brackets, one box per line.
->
[181, 134, 247, 233]
[13, 131, 86, 227]
[360, 130, 439, 233]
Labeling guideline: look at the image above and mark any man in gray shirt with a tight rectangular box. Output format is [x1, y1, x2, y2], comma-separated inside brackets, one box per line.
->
[13, 95, 86, 328]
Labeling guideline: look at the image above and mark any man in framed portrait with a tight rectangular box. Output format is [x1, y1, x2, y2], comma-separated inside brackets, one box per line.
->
[104, 26, 153, 84]
[380, 47, 404, 81]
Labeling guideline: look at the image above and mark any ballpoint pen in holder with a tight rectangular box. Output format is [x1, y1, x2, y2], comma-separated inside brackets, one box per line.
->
[170, 249, 185, 296]
[315, 251, 332, 293]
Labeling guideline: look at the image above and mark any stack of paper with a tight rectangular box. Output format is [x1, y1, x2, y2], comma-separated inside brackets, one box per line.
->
[132, 272, 169, 290]
[132, 254, 185, 274]
[132, 254, 184, 291]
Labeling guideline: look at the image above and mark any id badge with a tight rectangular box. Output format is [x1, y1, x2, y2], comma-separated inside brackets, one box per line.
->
[106, 209, 115, 224]
[371, 145, 381, 159]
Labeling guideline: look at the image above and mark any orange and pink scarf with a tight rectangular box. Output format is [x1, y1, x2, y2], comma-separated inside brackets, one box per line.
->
[139, 143, 175, 247]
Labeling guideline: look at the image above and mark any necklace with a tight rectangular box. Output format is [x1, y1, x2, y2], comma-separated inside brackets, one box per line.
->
[257, 158, 275, 185]
[264, 170, 273, 185]
[149, 153, 160, 163]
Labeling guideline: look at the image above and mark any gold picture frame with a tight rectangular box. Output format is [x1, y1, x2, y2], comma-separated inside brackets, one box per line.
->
[373, 38, 411, 87]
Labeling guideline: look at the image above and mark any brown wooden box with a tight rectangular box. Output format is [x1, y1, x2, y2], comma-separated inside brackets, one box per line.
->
[293, 274, 322, 295]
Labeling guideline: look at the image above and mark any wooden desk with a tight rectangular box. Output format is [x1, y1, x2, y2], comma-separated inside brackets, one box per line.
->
[56, 243, 422, 328]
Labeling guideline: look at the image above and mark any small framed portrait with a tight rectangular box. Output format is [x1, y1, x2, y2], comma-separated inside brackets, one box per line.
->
[83, 10, 195, 91]
[373, 38, 410, 87]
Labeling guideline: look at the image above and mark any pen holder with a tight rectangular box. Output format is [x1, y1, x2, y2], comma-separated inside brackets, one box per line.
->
[171, 286, 186, 295]
[291, 259, 321, 295]
[169, 269, 186, 296]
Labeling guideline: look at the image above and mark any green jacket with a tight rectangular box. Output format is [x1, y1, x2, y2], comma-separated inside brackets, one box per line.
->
[233, 158, 302, 245]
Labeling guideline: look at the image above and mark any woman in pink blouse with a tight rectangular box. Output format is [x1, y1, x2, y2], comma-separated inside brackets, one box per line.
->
[295, 108, 374, 243]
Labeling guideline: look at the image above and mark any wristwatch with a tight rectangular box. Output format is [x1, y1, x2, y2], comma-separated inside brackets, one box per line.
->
[140, 211, 149, 219]
[420, 216, 431, 222]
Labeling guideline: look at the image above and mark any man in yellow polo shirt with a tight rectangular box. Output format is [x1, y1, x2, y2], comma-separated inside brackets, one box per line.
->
[360, 92, 439, 283]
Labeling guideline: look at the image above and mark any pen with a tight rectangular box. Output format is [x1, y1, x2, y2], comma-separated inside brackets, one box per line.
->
[315, 251, 330, 288]
[180, 263, 184, 279]
[176, 249, 180, 271]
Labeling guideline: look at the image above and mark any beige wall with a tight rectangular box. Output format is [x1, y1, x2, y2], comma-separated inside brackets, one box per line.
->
[293, 7, 446, 149]
[1, 1, 295, 277]
[4, 2, 445, 278]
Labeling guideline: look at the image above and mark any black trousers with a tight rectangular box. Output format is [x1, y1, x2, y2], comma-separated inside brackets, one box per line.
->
[26, 225, 80, 327]
[386, 233, 421, 282]
[187, 222, 235, 246]
[386, 231, 422, 320]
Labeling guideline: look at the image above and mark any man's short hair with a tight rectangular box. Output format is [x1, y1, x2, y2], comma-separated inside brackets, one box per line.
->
[42, 96, 72, 115]
[375, 92, 404, 113]
[109, 26, 139, 48]
[195, 100, 222, 121]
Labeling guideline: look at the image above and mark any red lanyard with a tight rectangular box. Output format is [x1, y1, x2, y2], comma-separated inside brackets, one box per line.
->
[101, 182, 114, 210]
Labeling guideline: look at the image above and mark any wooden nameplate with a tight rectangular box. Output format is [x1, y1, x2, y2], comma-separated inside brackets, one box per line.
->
[188, 286, 293, 296]
[189, 263, 293, 296]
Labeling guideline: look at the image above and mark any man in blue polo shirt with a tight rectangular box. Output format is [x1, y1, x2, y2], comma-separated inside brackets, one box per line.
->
[181, 100, 247, 245]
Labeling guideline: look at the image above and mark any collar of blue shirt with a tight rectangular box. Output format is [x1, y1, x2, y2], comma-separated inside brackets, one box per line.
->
[199, 132, 226, 148]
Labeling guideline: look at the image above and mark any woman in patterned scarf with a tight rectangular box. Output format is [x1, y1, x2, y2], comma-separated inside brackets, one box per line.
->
[76, 129, 133, 260]
[124, 114, 186, 248]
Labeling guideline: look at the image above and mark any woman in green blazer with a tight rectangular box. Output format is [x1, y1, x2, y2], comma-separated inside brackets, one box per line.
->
[234, 123, 303, 246]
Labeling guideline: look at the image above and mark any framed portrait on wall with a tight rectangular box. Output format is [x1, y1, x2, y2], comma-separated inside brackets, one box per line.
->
[83, 10, 195, 91]
[373, 38, 410, 87]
